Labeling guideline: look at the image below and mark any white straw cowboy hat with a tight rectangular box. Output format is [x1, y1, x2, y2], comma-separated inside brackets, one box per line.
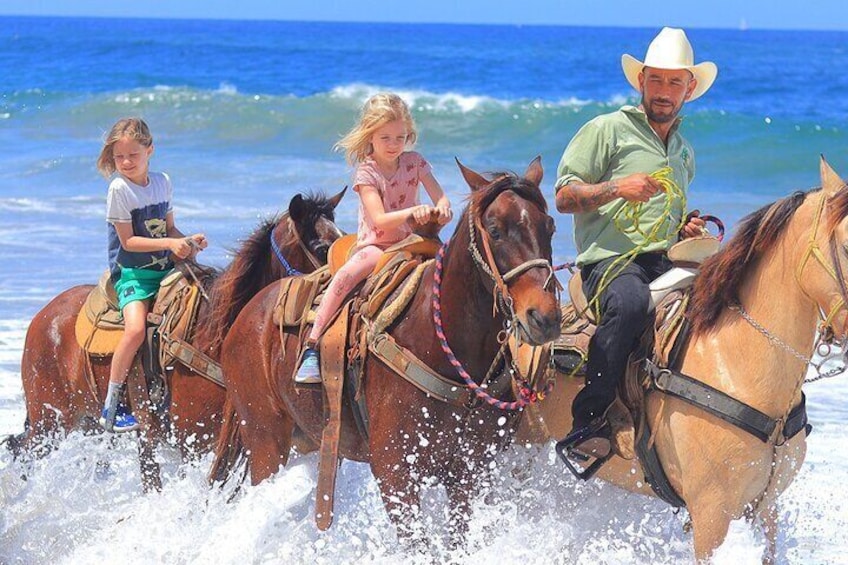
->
[621, 27, 717, 101]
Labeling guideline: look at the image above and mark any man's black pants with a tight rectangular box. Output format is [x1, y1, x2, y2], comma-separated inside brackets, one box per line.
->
[571, 252, 672, 428]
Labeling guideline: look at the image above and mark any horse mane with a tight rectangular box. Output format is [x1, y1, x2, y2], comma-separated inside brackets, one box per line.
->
[689, 190, 811, 336]
[195, 191, 339, 356]
[194, 214, 283, 356]
[468, 171, 548, 215]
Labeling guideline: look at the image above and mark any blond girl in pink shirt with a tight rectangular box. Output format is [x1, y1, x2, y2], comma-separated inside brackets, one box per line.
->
[296, 93, 452, 383]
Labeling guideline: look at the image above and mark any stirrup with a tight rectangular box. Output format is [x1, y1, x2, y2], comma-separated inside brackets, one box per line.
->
[294, 348, 322, 385]
[555, 419, 613, 481]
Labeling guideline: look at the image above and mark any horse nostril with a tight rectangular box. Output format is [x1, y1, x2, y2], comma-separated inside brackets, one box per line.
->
[527, 308, 561, 342]
[314, 243, 330, 262]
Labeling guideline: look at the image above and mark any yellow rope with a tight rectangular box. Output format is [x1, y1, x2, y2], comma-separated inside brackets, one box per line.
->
[588, 167, 687, 320]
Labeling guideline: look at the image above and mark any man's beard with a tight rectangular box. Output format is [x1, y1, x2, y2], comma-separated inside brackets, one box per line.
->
[642, 95, 682, 124]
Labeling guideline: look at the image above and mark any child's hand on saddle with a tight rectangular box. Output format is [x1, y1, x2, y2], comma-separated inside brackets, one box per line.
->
[186, 233, 208, 260]
[435, 204, 453, 225]
[411, 208, 445, 239]
[410, 204, 436, 225]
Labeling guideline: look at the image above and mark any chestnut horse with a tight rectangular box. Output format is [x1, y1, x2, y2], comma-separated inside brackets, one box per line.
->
[210, 158, 561, 546]
[11, 189, 345, 471]
[518, 158, 848, 563]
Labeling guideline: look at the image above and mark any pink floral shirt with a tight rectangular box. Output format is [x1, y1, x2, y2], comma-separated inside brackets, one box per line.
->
[352, 151, 431, 248]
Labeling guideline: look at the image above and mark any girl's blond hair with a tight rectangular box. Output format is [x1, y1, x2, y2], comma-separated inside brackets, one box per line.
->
[96, 117, 153, 178]
[334, 93, 417, 165]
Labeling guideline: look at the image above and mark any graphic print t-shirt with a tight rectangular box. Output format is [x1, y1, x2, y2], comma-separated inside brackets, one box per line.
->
[106, 171, 174, 281]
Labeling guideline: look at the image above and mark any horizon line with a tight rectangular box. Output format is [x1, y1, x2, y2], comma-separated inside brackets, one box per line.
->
[1, 12, 846, 33]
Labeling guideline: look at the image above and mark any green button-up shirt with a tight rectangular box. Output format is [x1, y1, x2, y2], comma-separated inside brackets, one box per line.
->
[555, 105, 695, 267]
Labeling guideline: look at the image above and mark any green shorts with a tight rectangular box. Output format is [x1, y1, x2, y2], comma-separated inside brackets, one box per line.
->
[115, 267, 169, 311]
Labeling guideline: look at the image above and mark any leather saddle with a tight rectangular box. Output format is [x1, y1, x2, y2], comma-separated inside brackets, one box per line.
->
[272, 232, 441, 531]
[552, 235, 720, 377]
[75, 267, 205, 358]
[552, 236, 720, 472]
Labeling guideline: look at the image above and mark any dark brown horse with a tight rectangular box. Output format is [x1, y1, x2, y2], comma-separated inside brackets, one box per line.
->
[12, 189, 345, 471]
[210, 158, 561, 546]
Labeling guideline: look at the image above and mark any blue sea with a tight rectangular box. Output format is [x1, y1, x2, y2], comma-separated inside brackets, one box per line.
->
[1, 16, 847, 563]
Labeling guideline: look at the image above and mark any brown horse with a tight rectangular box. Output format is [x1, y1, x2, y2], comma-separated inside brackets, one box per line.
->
[518, 158, 848, 563]
[210, 158, 561, 547]
[11, 189, 345, 471]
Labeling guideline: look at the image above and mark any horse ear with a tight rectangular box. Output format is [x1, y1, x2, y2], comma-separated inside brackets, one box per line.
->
[328, 186, 347, 210]
[821, 155, 846, 197]
[456, 158, 490, 192]
[523, 155, 543, 187]
[288, 193, 306, 222]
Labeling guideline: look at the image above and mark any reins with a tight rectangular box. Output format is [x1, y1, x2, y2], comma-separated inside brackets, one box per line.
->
[789, 189, 848, 380]
[270, 216, 323, 277]
[432, 203, 556, 411]
[588, 166, 687, 320]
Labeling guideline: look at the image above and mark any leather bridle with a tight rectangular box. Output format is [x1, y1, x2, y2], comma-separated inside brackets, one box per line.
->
[466, 198, 561, 337]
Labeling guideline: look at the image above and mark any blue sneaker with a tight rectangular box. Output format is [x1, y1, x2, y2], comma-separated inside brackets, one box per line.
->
[100, 405, 140, 433]
[294, 348, 321, 384]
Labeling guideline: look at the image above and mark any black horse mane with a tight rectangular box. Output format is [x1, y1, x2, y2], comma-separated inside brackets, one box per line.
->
[196, 192, 336, 356]
[468, 171, 548, 214]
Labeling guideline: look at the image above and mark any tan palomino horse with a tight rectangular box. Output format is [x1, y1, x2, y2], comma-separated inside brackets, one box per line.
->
[518, 158, 848, 563]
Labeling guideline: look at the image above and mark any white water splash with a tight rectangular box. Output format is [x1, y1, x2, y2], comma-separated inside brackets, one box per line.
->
[1, 335, 846, 563]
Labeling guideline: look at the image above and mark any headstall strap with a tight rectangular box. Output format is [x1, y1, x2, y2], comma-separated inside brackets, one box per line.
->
[270, 215, 323, 277]
[290, 217, 324, 270]
[827, 236, 848, 338]
[468, 211, 511, 318]
[794, 191, 848, 341]
[468, 206, 560, 324]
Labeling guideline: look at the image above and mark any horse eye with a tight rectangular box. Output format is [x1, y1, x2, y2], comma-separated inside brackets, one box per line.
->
[487, 225, 501, 240]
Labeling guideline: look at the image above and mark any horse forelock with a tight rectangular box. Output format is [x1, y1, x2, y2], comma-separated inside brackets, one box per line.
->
[468, 172, 548, 216]
[300, 191, 337, 222]
[689, 190, 810, 336]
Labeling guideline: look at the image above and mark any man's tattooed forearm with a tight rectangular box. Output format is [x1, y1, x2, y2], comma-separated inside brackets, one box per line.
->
[557, 181, 619, 212]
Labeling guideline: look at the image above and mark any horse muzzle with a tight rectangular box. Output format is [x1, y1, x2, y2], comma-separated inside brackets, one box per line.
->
[516, 306, 561, 346]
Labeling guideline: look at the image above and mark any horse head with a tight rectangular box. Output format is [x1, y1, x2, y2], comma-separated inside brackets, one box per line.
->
[456, 156, 561, 345]
[800, 157, 848, 345]
[287, 186, 346, 265]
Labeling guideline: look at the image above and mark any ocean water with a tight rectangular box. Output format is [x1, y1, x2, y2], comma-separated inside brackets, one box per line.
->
[1, 16, 848, 563]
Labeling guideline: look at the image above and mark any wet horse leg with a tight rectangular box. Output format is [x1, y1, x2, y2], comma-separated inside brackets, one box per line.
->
[126, 363, 162, 492]
[446, 479, 474, 550]
[136, 427, 162, 492]
[372, 462, 425, 548]
[755, 503, 779, 565]
[688, 498, 734, 563]
[246, 408, 295, 485]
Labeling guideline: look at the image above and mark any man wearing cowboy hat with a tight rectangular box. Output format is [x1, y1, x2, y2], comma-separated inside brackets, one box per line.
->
[554, 27, 716, 463]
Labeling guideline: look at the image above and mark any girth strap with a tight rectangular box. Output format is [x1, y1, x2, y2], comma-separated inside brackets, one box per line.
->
[635, 419, 687, 508]
[163, 338, 226, 388]
[370, 333, 472, 407]
[643, 359, 808, 443]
